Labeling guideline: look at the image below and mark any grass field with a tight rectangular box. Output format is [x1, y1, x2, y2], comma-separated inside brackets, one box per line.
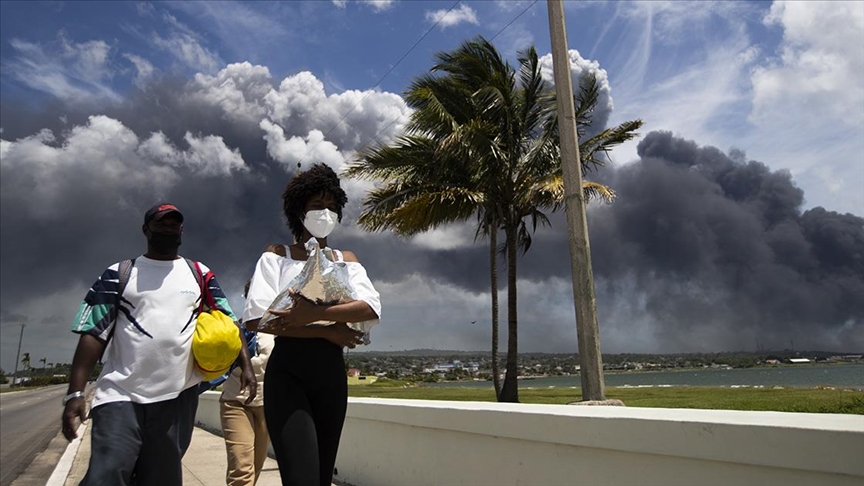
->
[348, 381, 864, 414]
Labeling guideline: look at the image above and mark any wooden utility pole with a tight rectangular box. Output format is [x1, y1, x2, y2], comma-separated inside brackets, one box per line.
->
[546, 0, 606, 401]
[13, 324, 24, 385]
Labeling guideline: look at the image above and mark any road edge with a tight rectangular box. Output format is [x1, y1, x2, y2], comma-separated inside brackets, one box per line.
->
[45, 423, 85, 486]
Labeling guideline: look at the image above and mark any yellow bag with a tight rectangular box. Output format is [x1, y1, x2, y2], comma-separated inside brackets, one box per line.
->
[193, 309, 242, 380]
[189, 260, 242, 381]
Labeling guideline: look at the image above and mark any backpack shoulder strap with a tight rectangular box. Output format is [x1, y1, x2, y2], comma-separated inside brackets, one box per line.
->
[117, 258, 135, 298]
[184, 257, 216, 311]
[183, 257, 203, 290]
[107, 258, 135, 348]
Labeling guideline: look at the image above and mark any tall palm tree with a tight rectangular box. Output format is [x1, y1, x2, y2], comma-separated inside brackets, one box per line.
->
[21, 352, 30, 371]
[347, 36, 641, 402]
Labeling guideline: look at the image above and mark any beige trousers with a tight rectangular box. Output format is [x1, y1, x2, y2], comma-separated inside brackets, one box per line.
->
[220, 400, 269, 486]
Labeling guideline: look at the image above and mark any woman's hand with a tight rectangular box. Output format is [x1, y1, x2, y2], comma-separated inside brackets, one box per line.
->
[324, 322, 366, 349]
[268, 290, 321, 328]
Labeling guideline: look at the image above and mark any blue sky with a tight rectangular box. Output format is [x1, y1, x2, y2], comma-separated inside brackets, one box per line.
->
[1, 1, 862, 372]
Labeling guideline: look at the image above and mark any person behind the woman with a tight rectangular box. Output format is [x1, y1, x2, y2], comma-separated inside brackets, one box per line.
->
[220, 281, 276, 486]
[242, 163, 381, 486]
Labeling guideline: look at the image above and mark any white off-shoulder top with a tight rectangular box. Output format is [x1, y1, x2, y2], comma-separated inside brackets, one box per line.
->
[242, 246, 381, 324]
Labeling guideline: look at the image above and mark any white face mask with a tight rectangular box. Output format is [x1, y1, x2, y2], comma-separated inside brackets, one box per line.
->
[303, 209, 338, 238]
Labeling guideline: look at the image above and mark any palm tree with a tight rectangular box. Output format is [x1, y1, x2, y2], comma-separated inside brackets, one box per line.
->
[21, 352, 30, 371]
[347, 37, 641, 402]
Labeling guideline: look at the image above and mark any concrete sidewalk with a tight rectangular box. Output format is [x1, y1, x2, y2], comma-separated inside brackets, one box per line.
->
[60, 422, 284, 485]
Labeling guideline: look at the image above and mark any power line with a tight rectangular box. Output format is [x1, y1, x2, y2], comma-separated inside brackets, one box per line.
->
[490, 0, 540, 42]
[352, 0, 541, 156]
[293, 0, 464, 169]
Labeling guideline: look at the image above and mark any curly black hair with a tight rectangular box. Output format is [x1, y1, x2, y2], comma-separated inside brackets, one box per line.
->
[282, 163, 348, 242]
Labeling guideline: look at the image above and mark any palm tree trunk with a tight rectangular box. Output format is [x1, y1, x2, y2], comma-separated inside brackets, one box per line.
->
[499, 223, 519, 403]
[490, 229, 501, 399]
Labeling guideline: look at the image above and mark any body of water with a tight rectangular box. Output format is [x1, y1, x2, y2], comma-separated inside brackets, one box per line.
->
[428, 364, 864, 390]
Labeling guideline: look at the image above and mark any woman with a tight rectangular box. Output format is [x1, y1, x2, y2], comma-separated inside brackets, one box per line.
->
[220, 281, 275, 486]
[242, 163, 381, 486]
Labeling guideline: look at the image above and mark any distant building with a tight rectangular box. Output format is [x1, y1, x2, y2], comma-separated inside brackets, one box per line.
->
[788, 358, 811, 364]
[348, 368, 361, 377]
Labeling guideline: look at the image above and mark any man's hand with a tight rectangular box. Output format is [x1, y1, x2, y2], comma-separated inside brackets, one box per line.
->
[324, 322, 366, 349]
[62, 334, 104, 442]
[239, 365, 257, 405]
[235, 326, 258, 405]
[62, 397, 87, 441]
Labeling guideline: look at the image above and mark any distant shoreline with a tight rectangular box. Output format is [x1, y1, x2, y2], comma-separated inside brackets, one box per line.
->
[426, 363, 864, 390]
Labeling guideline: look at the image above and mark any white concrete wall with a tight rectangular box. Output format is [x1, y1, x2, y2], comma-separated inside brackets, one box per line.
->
[196, 391, 222, 434]
[197, 392, 864, 486]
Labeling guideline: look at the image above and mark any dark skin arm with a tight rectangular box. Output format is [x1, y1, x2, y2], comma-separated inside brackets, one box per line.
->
[235, 325, 256, 404]
[248, 284, 377, 349]
[245, 315, 368, 349]
[62, 334, 105, 441]
[270, 292, 378, 327]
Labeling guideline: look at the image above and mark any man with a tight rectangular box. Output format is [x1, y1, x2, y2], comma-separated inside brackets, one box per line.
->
[62, 203, 256, 486]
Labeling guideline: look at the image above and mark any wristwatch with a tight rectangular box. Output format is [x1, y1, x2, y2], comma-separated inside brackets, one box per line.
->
[62, 391, 84, 406]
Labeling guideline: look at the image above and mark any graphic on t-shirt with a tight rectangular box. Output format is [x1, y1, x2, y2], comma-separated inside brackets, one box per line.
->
[73, 266, 153, 339]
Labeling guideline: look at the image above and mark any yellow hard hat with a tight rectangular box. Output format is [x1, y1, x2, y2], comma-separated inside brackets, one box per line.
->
[192, 309, 242, 381]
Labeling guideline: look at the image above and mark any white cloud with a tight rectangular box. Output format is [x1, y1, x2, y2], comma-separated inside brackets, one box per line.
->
[136, 1, 156, 17]
[0, 116, 177, 219]
[139, 131, 248, 176]
[259, 120, 346, 172]
[147, 12, 222, 73]
[123, 53, 155, 87]
[365, 0, 394, 12]
[1, 116, 247, 220]
[740, 1, 864, 214]
[426, 4, 479, 28]
[189, 62, 273, 123]
[330, 0, 393, 12]
[538, 49, 614, 136]
[164, 2, 291, 58]
[187, 69, 410, 153]
[151, 31, 222, 73]
[260, 71, 410, 151]
[4, 35, 120, 102]
[751, 1, 864, 127]
[495, 0, 534, 12]
[409, 224, 478, 251]
[60, 35, 113, 82]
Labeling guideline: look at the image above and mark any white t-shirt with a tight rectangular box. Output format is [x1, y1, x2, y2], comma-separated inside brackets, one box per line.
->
[243, 247, 381, 325]
[73, 256, 229, 408]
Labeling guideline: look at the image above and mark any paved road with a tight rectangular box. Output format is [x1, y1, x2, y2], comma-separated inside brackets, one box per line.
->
[0, 385, 66, 486]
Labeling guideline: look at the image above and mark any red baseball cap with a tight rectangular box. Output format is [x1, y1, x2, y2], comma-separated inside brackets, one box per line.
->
[144, 203, 184, 224]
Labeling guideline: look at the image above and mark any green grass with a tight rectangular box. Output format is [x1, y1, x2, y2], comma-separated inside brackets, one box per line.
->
[349, 383, 864, 414]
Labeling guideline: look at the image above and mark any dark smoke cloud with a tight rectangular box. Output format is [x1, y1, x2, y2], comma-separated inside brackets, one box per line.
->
[578, 131, 863, 351]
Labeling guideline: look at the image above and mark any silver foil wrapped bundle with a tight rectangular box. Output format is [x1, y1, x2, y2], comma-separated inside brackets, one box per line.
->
[259, 238, 375, 344]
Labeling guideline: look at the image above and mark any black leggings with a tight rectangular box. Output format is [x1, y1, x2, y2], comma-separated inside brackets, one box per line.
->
[264, 337, 348, 486]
